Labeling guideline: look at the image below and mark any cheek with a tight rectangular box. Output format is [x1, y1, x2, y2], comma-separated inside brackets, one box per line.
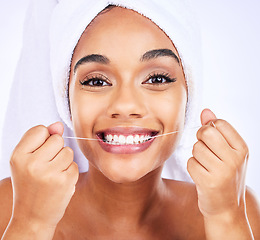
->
[69, 93, 105, 163]
[154, 86, 187, 158]
[149, 86, 187, 131]
[69, 89, 106, 138]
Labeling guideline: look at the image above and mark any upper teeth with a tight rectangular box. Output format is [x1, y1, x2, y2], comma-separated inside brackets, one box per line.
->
[104, 134, 152, 145]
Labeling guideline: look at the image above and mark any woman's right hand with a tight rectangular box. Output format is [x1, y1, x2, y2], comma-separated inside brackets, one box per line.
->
[9, 122, 79, 229]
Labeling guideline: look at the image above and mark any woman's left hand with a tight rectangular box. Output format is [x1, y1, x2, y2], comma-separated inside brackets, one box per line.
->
[187, 108, 249, 219]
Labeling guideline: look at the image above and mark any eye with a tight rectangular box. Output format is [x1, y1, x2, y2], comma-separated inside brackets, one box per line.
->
[80, 76, 112, 87]
[143, 73, 176, 85]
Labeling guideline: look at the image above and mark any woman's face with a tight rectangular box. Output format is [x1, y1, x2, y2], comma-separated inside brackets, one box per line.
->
[69, 7, 187, 183]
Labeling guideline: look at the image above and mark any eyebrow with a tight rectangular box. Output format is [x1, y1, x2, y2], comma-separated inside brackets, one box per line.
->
[74, 48, 180, 73]
[74, 54, 110, 72]
[140, 49, 180, 64]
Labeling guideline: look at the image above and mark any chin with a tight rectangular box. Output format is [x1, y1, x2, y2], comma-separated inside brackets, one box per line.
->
[98, 159, 156, 184]
[106, 174, 144, 184]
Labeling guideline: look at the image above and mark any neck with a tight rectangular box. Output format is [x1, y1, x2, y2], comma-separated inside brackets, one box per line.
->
[81, 165, 166, 226]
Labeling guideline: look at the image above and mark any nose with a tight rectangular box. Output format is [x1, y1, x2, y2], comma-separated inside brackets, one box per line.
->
[107, 85, 147, 119]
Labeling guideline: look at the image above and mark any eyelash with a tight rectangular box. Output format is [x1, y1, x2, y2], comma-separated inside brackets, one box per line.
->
[80, 73, 176, 87]
[80, 75, 111, 87]
[143, 73, 177, 85]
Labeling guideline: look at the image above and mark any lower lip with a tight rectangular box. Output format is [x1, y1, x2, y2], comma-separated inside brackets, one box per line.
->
[97, 137, 156, 154]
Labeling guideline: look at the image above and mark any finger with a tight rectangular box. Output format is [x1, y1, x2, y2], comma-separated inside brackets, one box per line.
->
[63, 162, 79, 185]
[211, 119, 248, 152]
[49, 147, 74, 172]
[187, 157, 209, 185]
[47, 122, 64, 136]
[15, 125, 50, 154]
[201, 108, 217, 126]
[192, 140, 223, 172]
[34, 134, 64, 161]
[197, 125, 234, 162]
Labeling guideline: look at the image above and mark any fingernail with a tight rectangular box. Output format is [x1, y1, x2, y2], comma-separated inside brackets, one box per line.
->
[210, 121, 216, 128]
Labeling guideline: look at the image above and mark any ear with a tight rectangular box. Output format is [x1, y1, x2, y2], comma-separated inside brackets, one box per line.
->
[47, 122, 64, 136]
[200, 108, 217, 126]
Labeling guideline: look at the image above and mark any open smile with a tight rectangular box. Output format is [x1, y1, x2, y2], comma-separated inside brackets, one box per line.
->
[96, 128, 159, 154]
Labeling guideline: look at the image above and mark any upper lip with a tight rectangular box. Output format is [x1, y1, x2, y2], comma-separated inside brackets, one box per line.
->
[96, 127, 159, 138]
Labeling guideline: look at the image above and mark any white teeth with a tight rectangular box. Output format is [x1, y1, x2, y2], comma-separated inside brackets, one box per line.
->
[139, 135, 144, 143]
[104, 134, 152, 145]
[144, 135, 150, 141]
[118, 135, 126, 145]
[114, 135, 119, 143]
[126, 135, 134, 144]
[107, 134, 113, 142]
[133, 135, 139, 143]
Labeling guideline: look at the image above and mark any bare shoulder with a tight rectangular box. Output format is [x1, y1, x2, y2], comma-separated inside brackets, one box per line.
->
[162, 179, 206, 239]
[163, 178, 197, 196]
[163, 178, 199, 209]
[245, 186, 260, 239]
[0, 177, 13, 237]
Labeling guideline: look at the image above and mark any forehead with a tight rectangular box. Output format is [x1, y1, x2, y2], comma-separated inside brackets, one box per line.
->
[72, 6, 179, 63]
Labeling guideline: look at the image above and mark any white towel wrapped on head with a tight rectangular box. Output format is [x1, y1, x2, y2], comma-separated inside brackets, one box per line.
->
[1, 0, 202, 181]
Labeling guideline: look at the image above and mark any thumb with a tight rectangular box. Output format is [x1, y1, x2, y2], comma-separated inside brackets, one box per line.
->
[47, 122, 64, 136]
[201, 108, 217, 126]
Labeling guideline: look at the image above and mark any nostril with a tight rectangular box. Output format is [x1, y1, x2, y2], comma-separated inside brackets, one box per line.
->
[111, 113, 120, 118]
[111, 113, 142, 118]
[129, 113, 142, 118]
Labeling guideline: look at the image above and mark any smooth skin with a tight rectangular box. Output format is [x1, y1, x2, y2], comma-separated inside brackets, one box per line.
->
[1, 6, 260, 240]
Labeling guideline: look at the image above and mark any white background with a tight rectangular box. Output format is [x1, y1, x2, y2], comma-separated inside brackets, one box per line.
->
[0, 0, 259, 197]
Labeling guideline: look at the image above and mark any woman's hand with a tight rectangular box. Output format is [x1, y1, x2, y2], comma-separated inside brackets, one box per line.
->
[187, 109, 254, 239]
[9, 122, 79, 229]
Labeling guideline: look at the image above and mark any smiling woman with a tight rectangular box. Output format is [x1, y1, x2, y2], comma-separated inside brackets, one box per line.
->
[0, 0, 260, 240]
[68, 7, 187, 183]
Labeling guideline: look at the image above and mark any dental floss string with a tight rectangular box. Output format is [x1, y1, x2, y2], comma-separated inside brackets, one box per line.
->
[63, 125, 201, 141]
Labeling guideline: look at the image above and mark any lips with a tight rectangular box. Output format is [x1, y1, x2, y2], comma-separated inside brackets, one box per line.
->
[96, 127, 159, 154]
